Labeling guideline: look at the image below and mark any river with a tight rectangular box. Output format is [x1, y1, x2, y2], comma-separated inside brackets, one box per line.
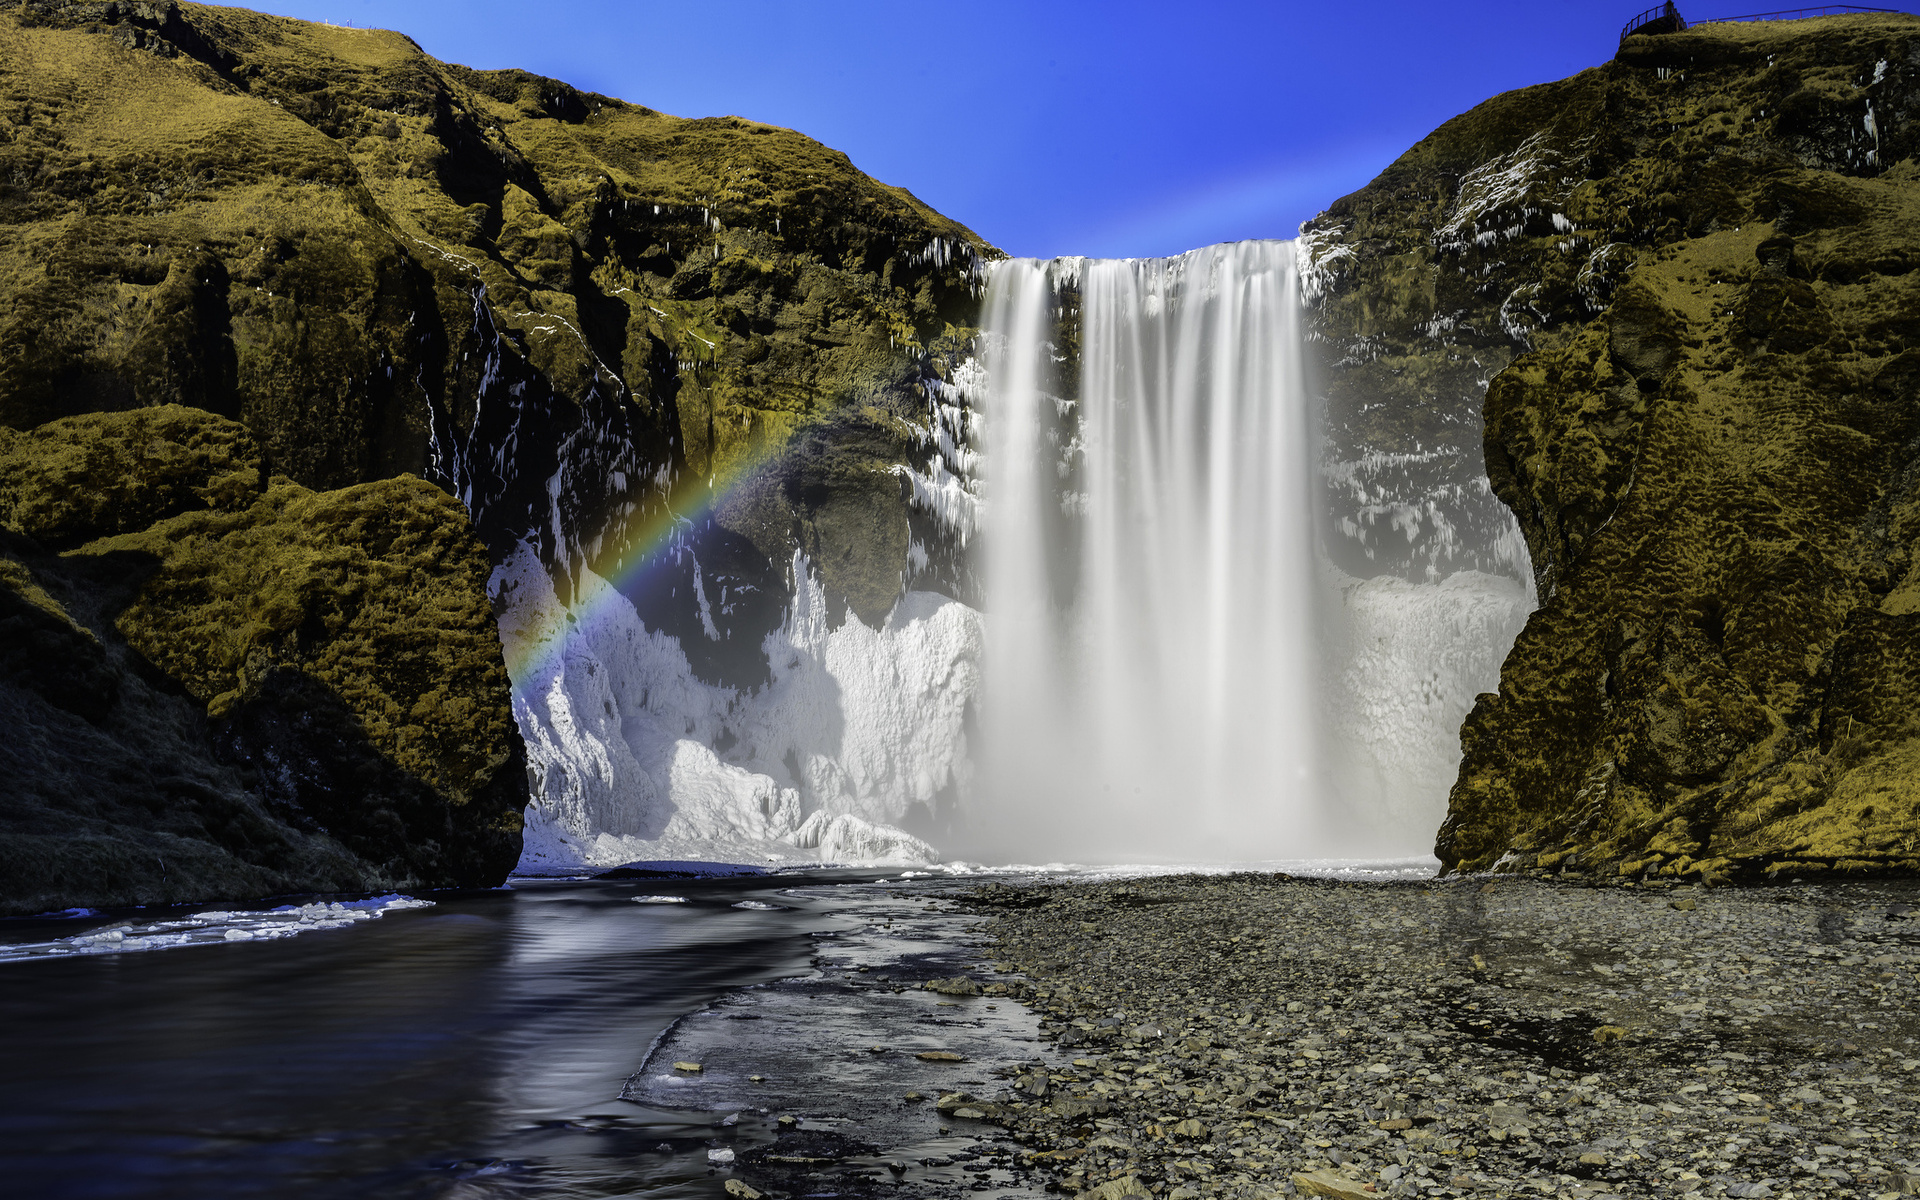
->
[0, 870, 1044, 1200]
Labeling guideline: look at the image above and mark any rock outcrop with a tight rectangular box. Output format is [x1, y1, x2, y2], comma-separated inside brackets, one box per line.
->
[0, 406, 523, 914]
[0, 0, 991, 901]
[0, 0, 989, 676]
[1305, 12, 1920, 878]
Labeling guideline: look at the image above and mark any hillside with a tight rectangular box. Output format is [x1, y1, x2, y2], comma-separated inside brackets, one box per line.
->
[0, 0, 990, 911]
[1304, 11, 1920, 880]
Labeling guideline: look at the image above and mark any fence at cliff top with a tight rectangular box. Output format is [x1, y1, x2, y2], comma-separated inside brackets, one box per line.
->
[1625, 2, 1901, 39]
[1699, 4, 1901, 22]
[1622, 3, 1689, 38]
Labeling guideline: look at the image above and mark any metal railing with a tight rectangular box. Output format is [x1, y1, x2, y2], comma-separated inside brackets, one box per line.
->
[1622, 2, 1689, 38]
[1692, 5, 1899, 25]
[1624, 2, 1901, 39]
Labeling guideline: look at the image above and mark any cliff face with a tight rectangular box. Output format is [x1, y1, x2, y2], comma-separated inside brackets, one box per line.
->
[0, 0, 987, 663]
[0, 1, 989, 905]
[1305, 12, 1920, 880]
[0, 406, 523, 914]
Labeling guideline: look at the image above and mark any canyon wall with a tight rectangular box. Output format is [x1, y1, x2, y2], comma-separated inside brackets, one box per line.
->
[1305, 11, 1920, 880]
[0, 0, 989, 905]
[11, 1, 1919, 894]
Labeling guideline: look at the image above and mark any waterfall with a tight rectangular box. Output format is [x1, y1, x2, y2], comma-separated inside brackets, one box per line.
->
[492, 236, 1532, 872]
[960, 242, 1533, 864]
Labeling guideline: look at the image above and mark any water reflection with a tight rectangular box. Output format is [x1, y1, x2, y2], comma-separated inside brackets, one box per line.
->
[0, 875, 859, 1199]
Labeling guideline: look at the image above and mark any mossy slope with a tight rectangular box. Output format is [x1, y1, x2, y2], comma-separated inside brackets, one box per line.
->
[0, 1, 994, 908]
[0, 0, 991, 643]
[1305, 13, 1920, 878]
[0, 405, 522, 913]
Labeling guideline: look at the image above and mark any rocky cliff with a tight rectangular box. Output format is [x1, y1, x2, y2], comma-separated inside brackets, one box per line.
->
[0, 0, 990, 906]
[1, 406, 523, 913]
[1304, 11, 1920, 880]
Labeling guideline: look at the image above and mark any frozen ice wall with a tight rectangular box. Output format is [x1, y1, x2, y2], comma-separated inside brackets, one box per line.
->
[1322, 568, 1533, 853]
[964, 242, 1533, 862]
[494, 544, 978, 870]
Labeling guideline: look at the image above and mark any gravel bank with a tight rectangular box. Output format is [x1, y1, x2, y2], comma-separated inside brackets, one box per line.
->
[930, 874, 1920, 1200]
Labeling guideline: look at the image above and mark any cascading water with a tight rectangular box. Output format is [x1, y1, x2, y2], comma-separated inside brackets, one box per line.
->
[966, 243, 1325, 862]
[489, 235, 1531, 872]
[959, 242, 1534, 864]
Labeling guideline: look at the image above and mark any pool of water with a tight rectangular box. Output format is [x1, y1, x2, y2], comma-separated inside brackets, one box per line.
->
[0, 870, 1019, 1200]
[0, 858, 1435, 1198]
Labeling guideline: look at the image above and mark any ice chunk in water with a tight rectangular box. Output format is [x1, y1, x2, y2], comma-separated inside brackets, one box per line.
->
[0, 895, 433, 962]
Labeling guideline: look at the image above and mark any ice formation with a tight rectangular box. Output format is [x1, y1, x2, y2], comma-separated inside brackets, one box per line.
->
[495, 543, 977, 871]
[1321, 567, 1534, 851]
[0, 896, 433, 961]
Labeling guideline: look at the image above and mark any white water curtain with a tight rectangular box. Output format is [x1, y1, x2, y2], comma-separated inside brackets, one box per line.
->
[971, 243, 1327, 862]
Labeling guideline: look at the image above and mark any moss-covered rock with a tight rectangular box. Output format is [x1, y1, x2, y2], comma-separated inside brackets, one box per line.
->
[0, 403, 260, 541]
[0, 1, 997, 905]
[0, 406, 522, 912]
[1305, 12, 1920, 878]
[0, 0, 993, 663]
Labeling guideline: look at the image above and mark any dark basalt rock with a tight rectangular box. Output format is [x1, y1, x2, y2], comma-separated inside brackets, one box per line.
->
[1303, 11, 1920, 879]
[737, 1129, 882, 1194]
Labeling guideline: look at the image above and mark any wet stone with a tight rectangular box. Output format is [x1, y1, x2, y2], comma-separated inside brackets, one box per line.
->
[951, 872, 1920, 1200]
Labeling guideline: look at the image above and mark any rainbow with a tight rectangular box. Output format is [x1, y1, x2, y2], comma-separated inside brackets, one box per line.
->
[496, 452, 784, 692]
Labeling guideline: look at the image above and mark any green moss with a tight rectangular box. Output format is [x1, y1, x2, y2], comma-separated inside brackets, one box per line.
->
[1307, 12, 1920, 878]
[0, 554, 89, 635]
[0, 0, 995, 630]
[89, 470, 517, 805]
[0, 405, 522, 904]
[0, 403, 260, 542]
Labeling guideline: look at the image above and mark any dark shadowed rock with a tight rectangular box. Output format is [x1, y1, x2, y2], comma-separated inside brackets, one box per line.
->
[0, 407, 522, 913]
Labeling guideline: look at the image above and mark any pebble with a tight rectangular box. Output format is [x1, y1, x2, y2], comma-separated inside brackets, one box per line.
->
[946, 874, 1920, 1199]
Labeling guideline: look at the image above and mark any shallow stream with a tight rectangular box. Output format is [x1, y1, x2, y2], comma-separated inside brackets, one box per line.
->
[0, 871, 1041, 1200]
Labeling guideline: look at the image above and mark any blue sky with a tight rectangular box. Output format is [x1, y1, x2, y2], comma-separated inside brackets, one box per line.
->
[256, 1, 1890, 259]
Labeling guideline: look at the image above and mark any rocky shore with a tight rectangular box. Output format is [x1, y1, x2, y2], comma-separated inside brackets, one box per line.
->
[931, 874, 1920, 1200]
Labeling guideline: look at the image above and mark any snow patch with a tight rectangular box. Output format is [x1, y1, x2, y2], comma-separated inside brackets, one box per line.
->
[1295, 225, 1356, 304]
